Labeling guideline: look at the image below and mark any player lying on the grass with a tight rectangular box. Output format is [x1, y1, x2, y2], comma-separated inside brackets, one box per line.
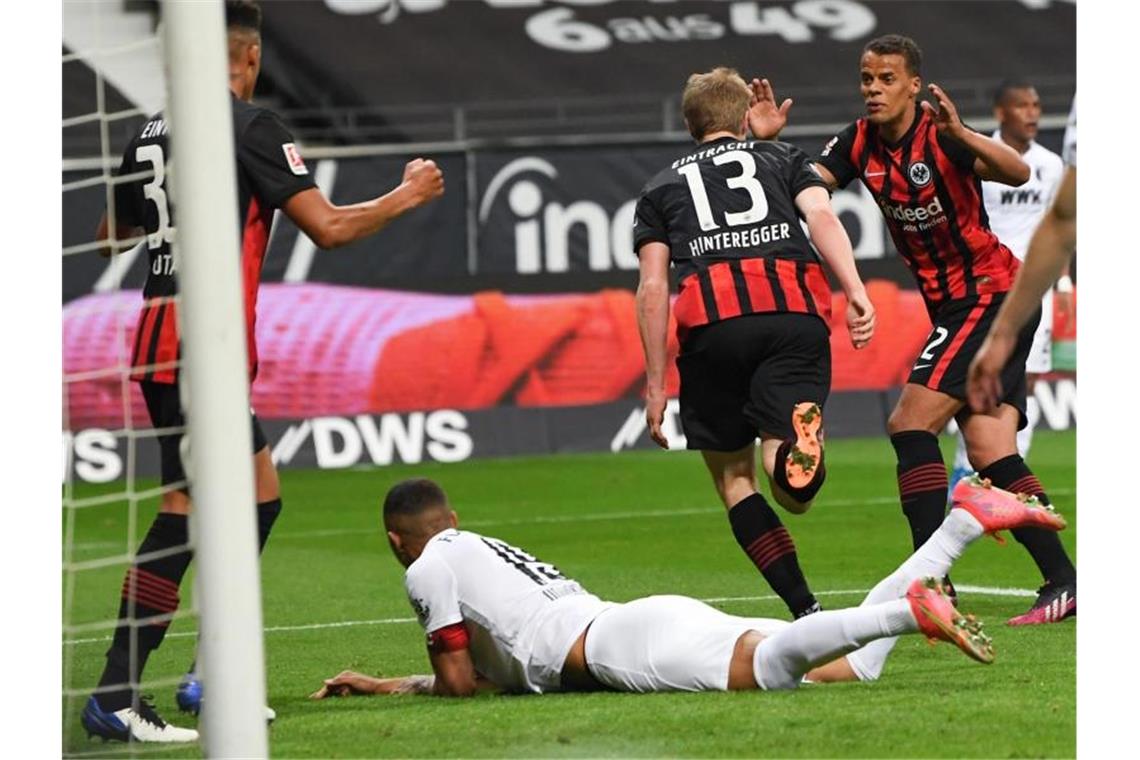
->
[311, 477, 1064, 698]
[634, 67, 875, 622]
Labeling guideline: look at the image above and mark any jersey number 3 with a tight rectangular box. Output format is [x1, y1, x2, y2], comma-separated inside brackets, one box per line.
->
[135, 144, 175, 251]
[678, 149, 770, 231]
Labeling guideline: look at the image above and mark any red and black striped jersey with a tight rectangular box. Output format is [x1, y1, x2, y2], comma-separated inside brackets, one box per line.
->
[111, 95, 316, 384]
[816, 105, 1020, 316]
[633, 138, 833, 339]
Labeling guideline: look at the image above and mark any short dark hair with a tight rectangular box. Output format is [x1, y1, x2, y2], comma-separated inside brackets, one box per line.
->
[383, 479, 449, 522]
[225, 1, 262, 33]
[863, 34, 922, 76]
[992, 78, 1036, 106]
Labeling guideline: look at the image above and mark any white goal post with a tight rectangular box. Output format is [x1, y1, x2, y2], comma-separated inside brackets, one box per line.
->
[162, 1, 268, 756]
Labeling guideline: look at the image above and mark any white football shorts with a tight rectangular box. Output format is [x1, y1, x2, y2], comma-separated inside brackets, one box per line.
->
[582, 595, 789, 692]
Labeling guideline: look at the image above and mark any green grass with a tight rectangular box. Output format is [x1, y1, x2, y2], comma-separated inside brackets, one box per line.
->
[62, 431, 1076, 758]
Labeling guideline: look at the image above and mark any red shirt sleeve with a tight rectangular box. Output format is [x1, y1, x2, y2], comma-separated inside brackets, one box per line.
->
[426, 622, 470, 654]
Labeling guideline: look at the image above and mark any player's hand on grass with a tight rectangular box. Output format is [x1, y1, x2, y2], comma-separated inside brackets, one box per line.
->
[310, 670, 383, 699]
[645, 389, 669, 449]
[747, 78, 793, 140]
[922, 84, 965, 139]
[966, 331, 1015, 413]
[402, 158, 445, 208]
[845, 289, 875, 349]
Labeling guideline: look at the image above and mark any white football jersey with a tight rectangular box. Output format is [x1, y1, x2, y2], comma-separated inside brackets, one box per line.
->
[982, 131, 1064, 261]
[403, 529, 614, 694]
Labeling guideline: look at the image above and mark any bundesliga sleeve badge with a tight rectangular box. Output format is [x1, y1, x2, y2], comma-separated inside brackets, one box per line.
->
[282, 142, 310, 175]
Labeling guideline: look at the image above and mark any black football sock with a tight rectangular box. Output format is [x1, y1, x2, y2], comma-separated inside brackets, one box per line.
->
[184, 499, 284, 679]
[95, 512, 192, 711]
[257, 498, 282, 553]
[891, 431, 949, 551]
[978, 454, 1076, 585]
[728, 492, 818, 618]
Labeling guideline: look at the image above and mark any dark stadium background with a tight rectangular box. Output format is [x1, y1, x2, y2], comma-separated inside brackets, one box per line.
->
[61, 0, 1076, 482]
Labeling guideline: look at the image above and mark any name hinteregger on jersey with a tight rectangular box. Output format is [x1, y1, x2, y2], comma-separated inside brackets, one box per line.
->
[688, 222, 792, 257]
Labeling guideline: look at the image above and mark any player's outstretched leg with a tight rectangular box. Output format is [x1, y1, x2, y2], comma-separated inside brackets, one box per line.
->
[752, 580, 991, 690]
[769, 402, 828, 510]
[844, 477, 1066, 680]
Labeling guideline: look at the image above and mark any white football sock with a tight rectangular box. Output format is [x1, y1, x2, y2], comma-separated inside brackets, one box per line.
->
[753, 599, 916, 690]
[1017, 396, 1040, 460]
[952, 429, 972, 473]
[844, 509, 984, 681]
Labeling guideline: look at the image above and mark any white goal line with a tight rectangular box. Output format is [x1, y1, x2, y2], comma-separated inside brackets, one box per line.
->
[62, 585, 1040, 647]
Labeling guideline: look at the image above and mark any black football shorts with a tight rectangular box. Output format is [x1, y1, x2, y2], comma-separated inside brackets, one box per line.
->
[676, 312, 831, 451]
[140, 380, 269, 489]
[908, 292, 1040, 429]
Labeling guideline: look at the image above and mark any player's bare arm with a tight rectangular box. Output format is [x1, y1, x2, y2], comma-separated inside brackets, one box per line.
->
[311, 652, 498, 699]
[810, 162, 840, 192]
[308, 670, 433, 698]
[282, 157, 444, 250]
[794, 185, 875, 349]
[967, 166, 1076, 412]
[746, 78, 792, 141]
[923, 84, 1029, 186]
[635, 242, 672, 449]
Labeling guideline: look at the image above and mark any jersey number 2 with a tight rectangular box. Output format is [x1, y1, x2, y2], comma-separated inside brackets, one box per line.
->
[677, 149, 770, 231]
[135, 144, 175, 251]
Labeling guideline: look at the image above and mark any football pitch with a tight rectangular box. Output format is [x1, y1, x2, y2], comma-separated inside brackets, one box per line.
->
[62, 431, 1076, 758]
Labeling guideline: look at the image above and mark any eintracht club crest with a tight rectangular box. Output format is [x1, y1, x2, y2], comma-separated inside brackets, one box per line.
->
[908, 162, 932, 187]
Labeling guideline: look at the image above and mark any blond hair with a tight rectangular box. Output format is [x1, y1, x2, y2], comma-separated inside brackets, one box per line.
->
[682, 67, 750, 141]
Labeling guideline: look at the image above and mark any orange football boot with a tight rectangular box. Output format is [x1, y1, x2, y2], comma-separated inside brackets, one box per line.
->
[950, 475, 1067, 544]
[906, 577, 995, 664]
[785, 402, 823, 488]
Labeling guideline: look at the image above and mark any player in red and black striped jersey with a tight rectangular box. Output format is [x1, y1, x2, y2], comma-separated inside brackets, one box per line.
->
[83, 1, 445, 743]
[635, 69, 875, 620]
[760, 35, 1075, 627]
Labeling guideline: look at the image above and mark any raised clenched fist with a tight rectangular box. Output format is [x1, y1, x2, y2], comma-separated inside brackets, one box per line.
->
[402, 158, 445, 207]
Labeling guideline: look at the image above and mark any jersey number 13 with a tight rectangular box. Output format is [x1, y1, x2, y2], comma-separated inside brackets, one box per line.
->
[677, 149, 771, 231]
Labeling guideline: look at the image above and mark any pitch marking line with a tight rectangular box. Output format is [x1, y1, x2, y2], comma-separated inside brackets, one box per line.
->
[69, 488, 1076, 552]
[62, 585, 1037, 646]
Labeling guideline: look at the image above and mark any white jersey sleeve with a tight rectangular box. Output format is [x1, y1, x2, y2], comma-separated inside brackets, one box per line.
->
[404, 551, 463, 634]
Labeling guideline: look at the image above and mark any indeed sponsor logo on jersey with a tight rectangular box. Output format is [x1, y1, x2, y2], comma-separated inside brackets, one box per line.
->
[876, 194, 947, 229]
[688, 223, 791, 257]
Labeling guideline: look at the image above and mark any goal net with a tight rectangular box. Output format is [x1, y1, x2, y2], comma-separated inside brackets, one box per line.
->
[63, 1, 267, 755]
